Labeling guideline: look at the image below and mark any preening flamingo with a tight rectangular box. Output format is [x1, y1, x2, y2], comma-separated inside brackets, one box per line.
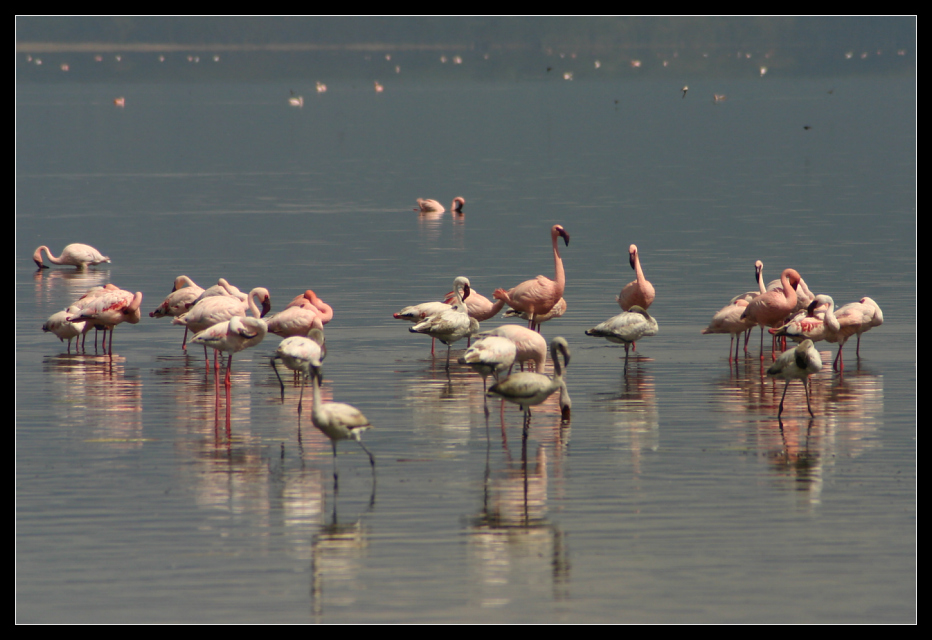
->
[494, 224, 570, 329]
[740, 268, 801, 359]
[414, 198, 445, 213]
[458, 335, 517, 402]
[766, 339, 822, 417]
[443, 287, 505, 323]
[476, 324, 548, 373]
[503, 297, 567, 333]
[701, 299, 755, 362]
[270, 329, 326, 415]
[67, 288, 143, 354]
[33, 243, 110, 270]
[188, 278, 249, 309]
[308, 366, 375, 490]
[266, 305, 324, 338]
[487, 336, 571, 423]
[616, 244, 655, 311]
[150, 276, 205, 349]
[285, 290, 334, 325]
[409, 276, 475, 368]
[42, 306, 86, 352]
[394, 300, 452, 355]
[585, 305, 659, 369]
[797, 294, 883, 372]
[191, 316, 268, 388]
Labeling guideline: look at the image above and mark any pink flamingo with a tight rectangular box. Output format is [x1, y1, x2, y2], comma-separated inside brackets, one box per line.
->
[414, 198, 445, 213]
[503, 297, 567, 333]
[731, 260, 767, 353]
[67, 288, 143, 354]
[443, 287, 506, 322]
[494, 224, 570, 329]
[173, 287, 271, 366]
[616, 244, 655, 311]
[803, 294, 883, 372]
[740, 268, 801, 359]
[286, 290, 334, 325]
[701, 299, 755, 362]
[266, 304, 325, 338]
[191, 316, 268, 388]
[150, 276, 205, 349]
[475, 324, 548, 373]
[33, 243, 110, 270]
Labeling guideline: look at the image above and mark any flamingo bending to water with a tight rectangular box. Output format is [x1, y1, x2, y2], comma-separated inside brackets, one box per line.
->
[33, 243, 110, 270]
[270, 329, 326, 415]
[494, 224, 570, 329]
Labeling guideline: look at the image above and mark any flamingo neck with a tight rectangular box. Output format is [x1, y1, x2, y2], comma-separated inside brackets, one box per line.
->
[552, 233, 565, 291]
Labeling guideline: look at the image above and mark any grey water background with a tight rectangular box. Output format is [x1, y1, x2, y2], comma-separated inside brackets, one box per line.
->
[17, 47, 915, 621]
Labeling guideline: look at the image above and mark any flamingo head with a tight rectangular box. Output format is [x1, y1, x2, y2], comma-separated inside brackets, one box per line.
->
[783, 269, 802, 289]
[451, 197, 465, 214]
[628, 244, 639, 269]
[554, 225, 570, 247]
[754, 260, 763, 282]
[32, 246, 48, 269]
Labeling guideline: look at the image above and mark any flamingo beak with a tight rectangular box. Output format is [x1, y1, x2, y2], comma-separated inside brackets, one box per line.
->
[261, 298, 272, 317]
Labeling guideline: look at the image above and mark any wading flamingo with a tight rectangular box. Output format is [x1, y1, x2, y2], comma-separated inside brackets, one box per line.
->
[42, 306, 86, 352]
[459, 335, 517, 399]
[617, 244, 655, 311]
[394, 300, 452, 355]
[409, 276, 474, 368]
[701, 299, 755, 362]
[487, 336, 571, 423]
[150, 276, 205, 349]
[476, 324, 547, 373]
[794, 294, 883, 372]
[767, 339, 822, 417]
[740, 268, 801, 359]
[494, 224, 570, 329]
[33, 243, 110, 270]
[308, 366, 375, 490]
[67, 288, 143, 354]
[173, 287, 271, 367]
[585, 305, 659, 370]
[191, 316, 268, 388]
[270, 329, 326, 415]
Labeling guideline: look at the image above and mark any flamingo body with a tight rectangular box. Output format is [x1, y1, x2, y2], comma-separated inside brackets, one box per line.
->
[191, 316, 268, 387]
[494, 224, 570, 326]
[476, 324, 548, 372]
[767, 339, 822, 416]
[487, 337, 571, 421]
[586, 306, 658, 354]
[42, 306, 86, 351]
[33, 243, 110, 270]
[617, 244, 655, 311]
[409, 277, 474, 366]
[414, 198, 445, 213]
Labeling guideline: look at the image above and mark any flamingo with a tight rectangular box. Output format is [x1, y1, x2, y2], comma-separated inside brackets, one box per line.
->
[766, 274, 816, 314]
[67, 284, 121, 350]
[740, 268, 801, 359]
[191, 316, 268, 388]
[173, 287, 271, 366]
[451, 197, 465, 214]
[769, 297, 831, 344]
[149, 276, 205, 349]
[847, 297, 884, 357]
[67, 288, 143, 354]
[616, 244, 655, 311]
[188, 278, 248, 308]
[766, 339, 822, 417]
[730, 260, 767, 304]
[443, 287, 505, 323]
[42, 306, 86, 352]
[503, 297, 567, 333]
[409, 277, 475, 368]
[797, 294, 883, 372]
[286, 290, 334, 325]
[393, 300, 452, 355]
[414, 198, 445, 213]
[458, 335, 517, 400]
[266, 305, 324, 338]
[270, 329, 326, 415]
[487, 336, 571, 423]
[475, 324, 547, 373]
[33, 243, 110, 270]
[585, 305, 659, 369]
[308, 366, 375, 490]
[494, 224, 570, 329]
[701, 299, 755, 362]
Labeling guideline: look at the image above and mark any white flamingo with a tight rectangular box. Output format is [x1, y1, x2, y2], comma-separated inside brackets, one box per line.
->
[308, 366, 375, 490]
[459, 336, 518, 407]
[149, 276, 205, 349]
[270, 329, 326, 415]
[191, 316, 268, 388]
[33, 243, 110, 270]
[409, 276, 474, 368]
[766, 339, 822, 417]
[585, 305, 659, 369]
[494, 224, 570, 329]
[487, 336, 571, 423]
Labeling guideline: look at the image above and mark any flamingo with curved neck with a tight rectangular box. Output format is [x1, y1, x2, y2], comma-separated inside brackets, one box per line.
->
[33, 243, 110, 270]
[494, 224, 570, 329]
[740, 268, 801, 359]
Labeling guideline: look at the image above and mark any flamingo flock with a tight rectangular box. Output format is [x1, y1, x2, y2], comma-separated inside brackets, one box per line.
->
[35, 217, 888, 484]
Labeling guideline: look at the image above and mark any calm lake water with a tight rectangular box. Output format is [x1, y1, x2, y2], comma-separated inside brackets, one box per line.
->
[16, 74, 915, 623]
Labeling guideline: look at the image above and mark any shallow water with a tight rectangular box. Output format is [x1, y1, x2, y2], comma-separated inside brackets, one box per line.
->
[16, 75, 915, 622]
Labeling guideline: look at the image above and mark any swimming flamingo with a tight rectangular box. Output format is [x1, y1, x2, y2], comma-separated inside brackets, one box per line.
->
[585, 305, 659, 369]
[475, 324, 548, 373]
[149, 276, 205, 349]
[503, 297, 567, 333]
[487, 336, 571, 423]
[67, 288, 143, 354]
[33, 243, 110, 270]
[191, 316, 268, 388]
[42, 306, 86, 352]
[740, 268, 801, 359]
[494, 224, 570, 329]
[414, 199, 445, 213]
[616, 244, 655, 311]
[701, 299, 755, 362]
[308, 366, 375, 490]
[409, 276, 474, 368]
[766, 339, 822, 417]
[270, 329, 326, 415]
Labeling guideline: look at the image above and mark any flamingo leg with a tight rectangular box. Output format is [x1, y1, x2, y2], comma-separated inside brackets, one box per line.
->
[778, 380, 790, 417]
[804, 379, 814, 417]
